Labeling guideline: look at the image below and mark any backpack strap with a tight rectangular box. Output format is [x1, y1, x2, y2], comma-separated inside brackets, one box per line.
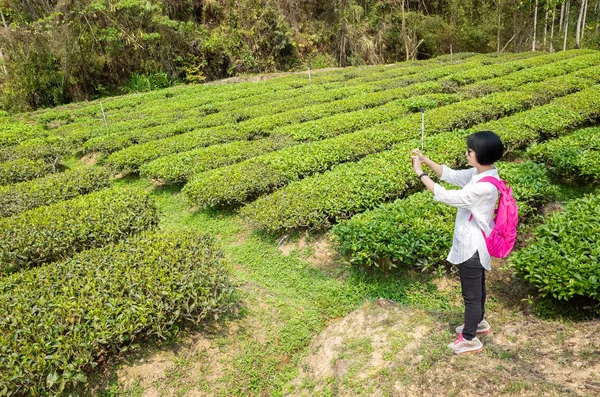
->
[468, 176, 502, 221]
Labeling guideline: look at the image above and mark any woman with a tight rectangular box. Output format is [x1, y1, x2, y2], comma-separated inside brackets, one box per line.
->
[410, 131, 504, 354]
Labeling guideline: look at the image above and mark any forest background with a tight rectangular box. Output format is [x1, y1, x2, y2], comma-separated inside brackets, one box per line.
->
[0, 0, 599, 111]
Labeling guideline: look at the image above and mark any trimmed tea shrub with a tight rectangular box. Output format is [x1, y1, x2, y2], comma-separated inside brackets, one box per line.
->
[332, 161, 555, 271]
[0, 229, 235, 395]
[0, 167, 112, 217]
[0, 158, 56, 186]
[526, 126, 600, 183]
[510, 193, 600, 300]
[0, 187, 159, 273]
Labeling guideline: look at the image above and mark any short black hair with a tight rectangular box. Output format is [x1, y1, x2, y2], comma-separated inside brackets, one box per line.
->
[467, 131, 504, 165]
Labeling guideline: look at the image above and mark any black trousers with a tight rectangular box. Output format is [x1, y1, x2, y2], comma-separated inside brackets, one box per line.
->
[459, 251, 486, 341]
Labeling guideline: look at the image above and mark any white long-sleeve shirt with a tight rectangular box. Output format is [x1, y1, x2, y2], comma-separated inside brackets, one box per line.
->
[433, 165, 499, 270]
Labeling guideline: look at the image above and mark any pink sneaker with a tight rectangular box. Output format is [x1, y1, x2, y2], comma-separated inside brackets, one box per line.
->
[447, 333, 484, 355]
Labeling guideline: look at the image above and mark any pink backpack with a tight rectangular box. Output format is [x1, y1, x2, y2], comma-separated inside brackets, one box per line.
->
[471, 176, 519, 258]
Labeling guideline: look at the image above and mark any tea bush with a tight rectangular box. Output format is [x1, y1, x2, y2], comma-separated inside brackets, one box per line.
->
[0, 187, 159, 273]
[510, 193, 600, 301]
[0, 229, 235, 395]
[526, 126, 600, 183]
[242, 85, 600, 232]
[0, 167, 111, 217]
[0, 158, 57, 186]
[187, 72, 594, 209]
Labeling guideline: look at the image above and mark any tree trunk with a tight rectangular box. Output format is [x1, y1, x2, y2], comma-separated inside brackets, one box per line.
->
[550, 7, 556, 52]
[576, 0, 586, 47]
[581, 0, 589, 41]
[543, 8, 549, 49]
[563, 0, 570, 50]
[497, 0, 502, 52]
[401, 0, 409, 61]
[559, 1, 565, 32]
[532, 0, 539, 50]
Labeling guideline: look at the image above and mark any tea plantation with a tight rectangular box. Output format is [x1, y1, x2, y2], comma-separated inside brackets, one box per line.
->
[1, 49, 599, 395]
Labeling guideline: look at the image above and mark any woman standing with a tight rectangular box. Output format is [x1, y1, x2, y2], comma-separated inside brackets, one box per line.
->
[410, 131, 504, 354]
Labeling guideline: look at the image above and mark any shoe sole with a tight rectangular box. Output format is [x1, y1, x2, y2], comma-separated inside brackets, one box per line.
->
[455, 328, 493, 336]
[455, 345, 484, 355]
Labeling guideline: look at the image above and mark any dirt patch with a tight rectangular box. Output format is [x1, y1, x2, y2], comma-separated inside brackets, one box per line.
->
[278, 234, 342, 275]
[284, 301, 600, 397]
[80, 152, 102, 166]
[284, 300, 439, 396]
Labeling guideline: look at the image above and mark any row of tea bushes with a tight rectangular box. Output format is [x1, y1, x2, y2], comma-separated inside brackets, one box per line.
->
[0, 167, 111, 217]
[184, 72, 595, 208]
[241, 85, 600, 232]
[0, 187, 159, 274]
[139, 53, 599, 184]
[0, 121, 47, 147]
[0, 229, 235, 395]
[78, 54, 475, 154]
[332, 161, 555, 271]
[141, 135, 298, 184]
[101, 52, 553, 173]
[0, 136, 69, 163]
[270, 51, 599, 143]
[97, 56, 499, 169]
[140, 93, 457, 184]
[0, 158, 57, 186]
[526, 126, 600, 183]
[510, 192, 600, 301]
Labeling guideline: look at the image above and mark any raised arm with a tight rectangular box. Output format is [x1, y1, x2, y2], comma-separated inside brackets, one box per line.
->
[411, 149, 442, 177]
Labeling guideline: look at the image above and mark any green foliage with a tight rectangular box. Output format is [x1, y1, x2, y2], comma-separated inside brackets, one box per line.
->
[332, 161, 555, 272]
[241, 84, 600, 232]
[191, 67, 597, 211]
[526, 127, 600, 184]
[510, 193, 600, 301]
[0, 135, 70, 163]
[333, 191, 455, 272]
[0, 158, 56, 186]
[122, 72, 178, 94]
[0, 166, 112, 217]
[0, 187, 159, 273]
[0, 121, 48, 147]
[0, 229, 235, 395]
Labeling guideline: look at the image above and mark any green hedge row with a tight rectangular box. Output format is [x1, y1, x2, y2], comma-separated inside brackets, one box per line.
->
[0, 229, 235, 395]
[0, 167, 112, 217]
[0, 122, 47, 147]
[241, 85, 600, 232]
[437, 49, 595, 85]
[101, 52, 552, 172]
[463, 51, 600, 96]
[141, 94, 457, 184]
[510, 192, 600, 301]
[47, 67, 364, 143]
[0, 187, 159, 274]
[273, 51, 598, 143]
[140, 135, 297, 184]
[141, 52, 598, 184]
[184, 71, 595, 208]
[332, 161, 555, 271]
[0, 158, 57, 186]
[89, 57, 488, 157]
[526, 126, 600, 183]
[0, 136, 69, 163]
[76, 55, 463, 150]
